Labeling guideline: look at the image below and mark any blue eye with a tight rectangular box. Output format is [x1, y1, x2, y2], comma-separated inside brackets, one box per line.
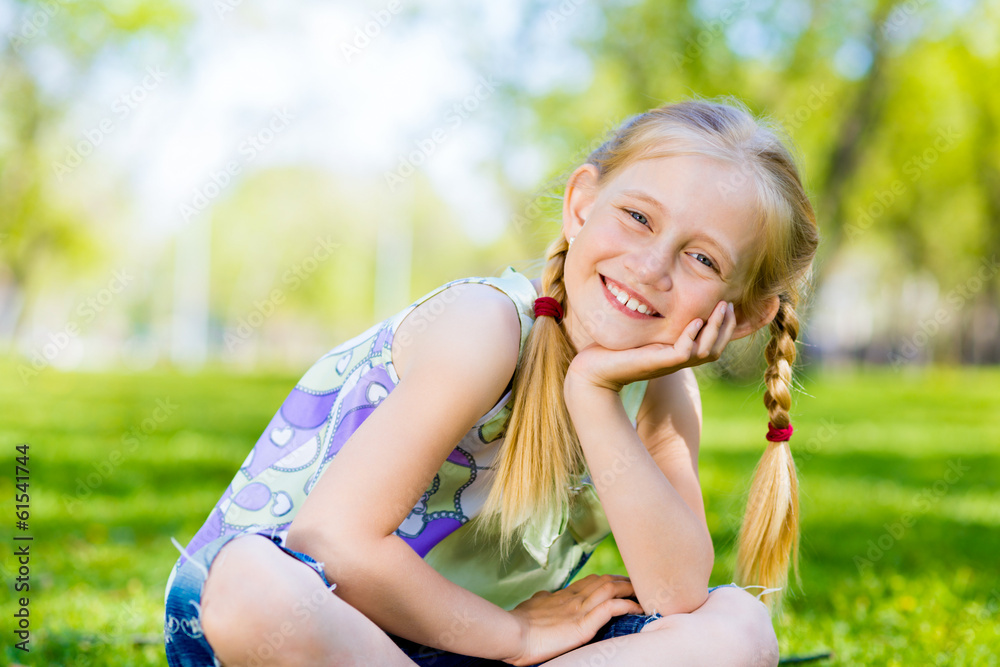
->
[627, 209, 648, 225]
[690, 252, 716, 270]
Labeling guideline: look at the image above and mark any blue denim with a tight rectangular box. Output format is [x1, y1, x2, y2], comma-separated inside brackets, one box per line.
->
[388, 583, 740, 667]
[163, 532, 739, 667]
[164, 532, 333, 667]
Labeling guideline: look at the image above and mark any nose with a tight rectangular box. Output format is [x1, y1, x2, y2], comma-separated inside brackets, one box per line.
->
[624, 244, 673, 292]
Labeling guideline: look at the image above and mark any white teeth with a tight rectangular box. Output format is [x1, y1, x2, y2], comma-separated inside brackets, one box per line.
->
[606, 280, 657, 316]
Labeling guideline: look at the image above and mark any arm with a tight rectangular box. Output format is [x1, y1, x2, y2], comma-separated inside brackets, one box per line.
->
[564, 368, 714, 617]
[286, 284, 525, 661]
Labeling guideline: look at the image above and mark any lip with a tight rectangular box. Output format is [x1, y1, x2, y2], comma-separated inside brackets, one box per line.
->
[601, 275, 662, 319]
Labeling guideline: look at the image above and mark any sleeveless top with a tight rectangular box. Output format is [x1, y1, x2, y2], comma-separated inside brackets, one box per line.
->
[172, 266, 649, 610]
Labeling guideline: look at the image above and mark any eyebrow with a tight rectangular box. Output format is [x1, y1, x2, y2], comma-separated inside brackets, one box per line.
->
[619, 188, 736, 277]
[621, 189, 669, 217]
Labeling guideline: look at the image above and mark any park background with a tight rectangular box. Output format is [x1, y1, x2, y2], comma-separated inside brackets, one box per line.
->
[1, 0, 998, 664]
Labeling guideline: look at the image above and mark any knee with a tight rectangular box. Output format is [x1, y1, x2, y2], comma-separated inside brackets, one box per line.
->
[200, 538, 274, 657]
[711, 587, 780, 667]
[201, 537, 333, 665]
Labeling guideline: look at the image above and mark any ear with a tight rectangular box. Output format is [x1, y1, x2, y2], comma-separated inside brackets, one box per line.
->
[561, 163, 600, 243]
[731, 295, 780, 341]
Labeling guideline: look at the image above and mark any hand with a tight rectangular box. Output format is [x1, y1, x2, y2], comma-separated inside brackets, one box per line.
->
[504, 574, 644, 666]
[566, 300, 737, 392]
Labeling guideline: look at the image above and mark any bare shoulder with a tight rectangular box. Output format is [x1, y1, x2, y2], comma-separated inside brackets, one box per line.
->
[636, 368, 703, 452]
[391, 280, 523, 391]
[289, 282, 526, 548]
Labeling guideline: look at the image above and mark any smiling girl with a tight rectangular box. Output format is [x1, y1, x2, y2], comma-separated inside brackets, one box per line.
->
[165, 96, 819, 666]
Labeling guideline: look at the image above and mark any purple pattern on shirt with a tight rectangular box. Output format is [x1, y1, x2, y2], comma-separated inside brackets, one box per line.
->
[406, 517, 465, 558]
[176, 273, 525, 569]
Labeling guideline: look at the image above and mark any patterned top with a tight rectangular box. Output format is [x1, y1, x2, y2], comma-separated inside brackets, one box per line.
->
[173, 266, 648, 610]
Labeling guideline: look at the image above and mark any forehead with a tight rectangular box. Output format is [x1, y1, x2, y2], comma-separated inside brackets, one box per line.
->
[601, 154, 755, 213]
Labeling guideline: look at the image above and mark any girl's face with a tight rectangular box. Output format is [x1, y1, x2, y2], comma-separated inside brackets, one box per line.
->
[560, 154, 765, 352]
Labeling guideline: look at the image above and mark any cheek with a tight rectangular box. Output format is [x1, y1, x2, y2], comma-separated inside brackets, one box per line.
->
[675, 286, 719, 321]
[652, 289, 719, 342]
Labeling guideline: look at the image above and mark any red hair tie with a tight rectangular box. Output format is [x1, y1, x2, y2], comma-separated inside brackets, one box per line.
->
[534, 297, 564, 323]
[766, 422, 794, 442]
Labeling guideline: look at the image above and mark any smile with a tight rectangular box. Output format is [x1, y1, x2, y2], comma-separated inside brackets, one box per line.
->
[601, 276, 662, 318]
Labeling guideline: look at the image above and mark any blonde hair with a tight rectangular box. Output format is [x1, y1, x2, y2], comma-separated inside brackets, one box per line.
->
[474, 96, 819, 611]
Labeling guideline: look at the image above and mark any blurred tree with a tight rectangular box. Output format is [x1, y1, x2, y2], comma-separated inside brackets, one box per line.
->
[414, 0, 999, 365]
[0, 55, 95, 338]
[0, 0, 191, 339]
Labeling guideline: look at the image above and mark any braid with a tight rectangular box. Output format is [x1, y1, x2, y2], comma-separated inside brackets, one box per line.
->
[466, 97, 819, 607]
[763, 294, 797, 428]
[471, 235, 582, 556]
[734, 295, 802, 613]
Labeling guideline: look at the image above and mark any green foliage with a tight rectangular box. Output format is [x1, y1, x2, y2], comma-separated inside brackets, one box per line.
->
[580, 367, 1000, 664]
[1, 361, 997, 664]
[0, 0, 193, 339]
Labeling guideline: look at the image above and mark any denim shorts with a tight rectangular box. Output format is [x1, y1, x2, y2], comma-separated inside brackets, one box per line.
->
[164, 532, 741, 667]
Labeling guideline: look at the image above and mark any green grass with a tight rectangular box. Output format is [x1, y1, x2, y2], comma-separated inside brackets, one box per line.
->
[2, 360, 998, 666]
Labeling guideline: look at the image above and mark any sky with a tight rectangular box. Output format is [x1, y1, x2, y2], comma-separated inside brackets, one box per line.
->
[10, 0, 944, 252]
[2, 0, 582, 367]
[10, 0, 562, 246]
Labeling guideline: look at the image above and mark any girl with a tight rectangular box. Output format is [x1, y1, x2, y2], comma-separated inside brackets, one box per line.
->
[165, 96, 819, 666]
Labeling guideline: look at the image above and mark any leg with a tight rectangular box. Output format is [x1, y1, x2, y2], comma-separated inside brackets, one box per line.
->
[540, 585, 780, 667]
[201, 534, 417, 667]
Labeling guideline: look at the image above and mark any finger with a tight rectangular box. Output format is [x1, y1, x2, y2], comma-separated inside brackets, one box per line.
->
[583, 597, 646, 632]
[570, 574, 627, 594]
[692, 301, 727, 359]
[581, 579, 637, 606]
[605, 598, 645, 616]
[710, 301, 737, 358]
[671, 318, 703, 360]
[572, 577, 634, 603]
[564, 574, 630, 597]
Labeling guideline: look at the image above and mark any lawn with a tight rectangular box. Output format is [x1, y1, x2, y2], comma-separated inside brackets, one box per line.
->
[1, 359, 998, 666]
